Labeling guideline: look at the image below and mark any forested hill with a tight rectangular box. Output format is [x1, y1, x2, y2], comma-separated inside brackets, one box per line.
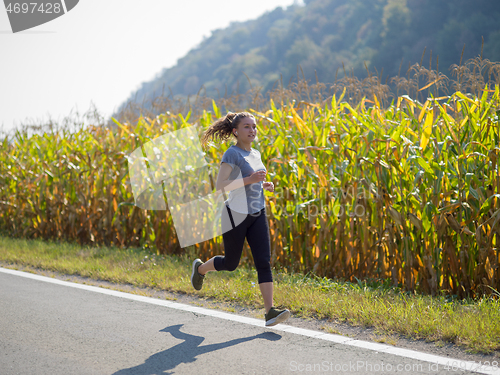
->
[118, 0, 500, 111]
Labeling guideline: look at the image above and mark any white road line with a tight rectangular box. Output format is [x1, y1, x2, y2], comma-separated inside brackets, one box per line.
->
[1, 267, 498, 375]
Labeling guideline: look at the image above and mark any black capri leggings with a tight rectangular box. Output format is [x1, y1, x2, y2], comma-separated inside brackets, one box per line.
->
[213, 206, 273, 284]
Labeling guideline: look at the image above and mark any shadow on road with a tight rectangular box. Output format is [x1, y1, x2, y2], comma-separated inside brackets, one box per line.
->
[113, 324, 282, 375]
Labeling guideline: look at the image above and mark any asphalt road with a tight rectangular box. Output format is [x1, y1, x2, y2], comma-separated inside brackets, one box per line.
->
[0, 268, 491, 375]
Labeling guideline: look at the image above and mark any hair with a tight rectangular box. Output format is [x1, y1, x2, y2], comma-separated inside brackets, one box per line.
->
[201, 111, 254, 146]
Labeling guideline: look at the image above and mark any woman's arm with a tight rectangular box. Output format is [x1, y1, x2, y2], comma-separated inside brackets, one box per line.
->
[216, 162, 266, 192]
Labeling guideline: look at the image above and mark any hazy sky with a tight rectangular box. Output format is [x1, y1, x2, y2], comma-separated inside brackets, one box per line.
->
[0, 0, 300, 133]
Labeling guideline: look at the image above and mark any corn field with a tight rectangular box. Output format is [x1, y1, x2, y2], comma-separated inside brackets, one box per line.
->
[1, 60, 500, 297]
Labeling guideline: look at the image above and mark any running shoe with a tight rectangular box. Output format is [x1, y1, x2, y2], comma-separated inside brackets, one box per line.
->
[191, 259, 205, 290]
[265, 307, 291, 326]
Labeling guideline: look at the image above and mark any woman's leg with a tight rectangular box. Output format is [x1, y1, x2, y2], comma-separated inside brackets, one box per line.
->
[259, 282, 273, 313]
[214, 207, 248, 272]
[246, 209, 289, 326]
[198, 206, 248, 275]
[246, 208, 274, 313]
[197, 257, 215, 275]
[192, 207, 248, 290]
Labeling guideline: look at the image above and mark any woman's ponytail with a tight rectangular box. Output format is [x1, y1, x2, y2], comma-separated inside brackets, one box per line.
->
[201, 111, 253, 146]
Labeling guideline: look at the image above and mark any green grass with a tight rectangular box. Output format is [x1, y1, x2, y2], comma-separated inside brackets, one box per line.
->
[1, 235, 499, 354]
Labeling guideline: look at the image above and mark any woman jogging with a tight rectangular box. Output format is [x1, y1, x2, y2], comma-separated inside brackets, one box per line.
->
[190, 111, 291, 327]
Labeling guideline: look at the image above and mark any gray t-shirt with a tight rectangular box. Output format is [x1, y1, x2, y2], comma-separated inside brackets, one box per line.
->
[220, 145, 266, 214]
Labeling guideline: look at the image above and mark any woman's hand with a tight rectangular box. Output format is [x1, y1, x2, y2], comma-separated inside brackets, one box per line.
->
[263, 181, 274, 192]
[249, 170, 267, 184]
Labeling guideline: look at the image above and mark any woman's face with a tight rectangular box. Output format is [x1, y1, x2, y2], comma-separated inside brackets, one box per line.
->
[234, 116, 257, 141]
